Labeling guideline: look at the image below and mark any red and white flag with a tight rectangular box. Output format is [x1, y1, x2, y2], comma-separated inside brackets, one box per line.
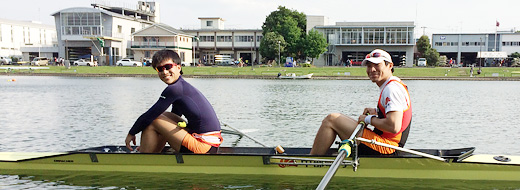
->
[496, 21, 500, 27]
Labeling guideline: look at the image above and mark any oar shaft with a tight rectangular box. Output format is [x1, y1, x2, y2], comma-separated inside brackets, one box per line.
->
[316, 149, 347, 190]
[355, 137, 447, 162]
[221, 122, 268, 147]
[316, 122, 365, 190]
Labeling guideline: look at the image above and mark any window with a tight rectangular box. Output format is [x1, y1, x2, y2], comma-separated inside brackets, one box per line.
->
[131, 28, 135, 34]
[207, 21, 213, 27]
[181, 52, 185, 62]
[60, 12, 102, 36]
[342, 28, 361, 44]
[363, 28, 384, 44]
[200, 36, 215, 42]
[217, 36, 232, 42]
[118, 25, 122, 33]
[386, 28, 410, 44]
[235, 36, 254, 42]
[375, 28, 384, 44]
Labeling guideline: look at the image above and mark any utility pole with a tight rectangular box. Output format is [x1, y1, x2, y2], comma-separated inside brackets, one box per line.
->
[421, 27, 427, 36]
[251, 37, 253, 70]
[278, 41, 281, 67]
[479, 37, 482, 74]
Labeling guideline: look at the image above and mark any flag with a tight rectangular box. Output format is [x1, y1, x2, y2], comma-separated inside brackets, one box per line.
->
[496, 21, 500, 27]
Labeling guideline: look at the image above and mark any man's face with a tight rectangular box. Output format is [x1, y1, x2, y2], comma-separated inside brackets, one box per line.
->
[366, 61, 393, 85]
[156, 59, 182, 84]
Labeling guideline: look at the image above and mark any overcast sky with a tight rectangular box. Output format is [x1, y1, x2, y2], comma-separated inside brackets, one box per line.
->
[2, 0, 518, 38]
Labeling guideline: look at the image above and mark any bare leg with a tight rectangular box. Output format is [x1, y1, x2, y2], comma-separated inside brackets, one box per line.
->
[310, 113, 358, 155]
[139, 112, 188, 153]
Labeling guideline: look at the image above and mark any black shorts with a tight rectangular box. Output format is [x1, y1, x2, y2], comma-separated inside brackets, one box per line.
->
[357, 143, 395, 156]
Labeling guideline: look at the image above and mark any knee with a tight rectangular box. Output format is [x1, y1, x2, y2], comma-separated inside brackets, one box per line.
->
[321, 113, 341, 127]
[323, 113, 341, 123]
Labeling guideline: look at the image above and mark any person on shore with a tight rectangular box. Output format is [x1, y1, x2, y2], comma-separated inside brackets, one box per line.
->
[125, 50, 223, 154]
[310, 49, 412, 155]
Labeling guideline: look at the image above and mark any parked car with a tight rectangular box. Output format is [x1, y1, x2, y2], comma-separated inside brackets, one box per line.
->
[417, 58, 427, 67]
[116, 59, 142, 67]
[31, 57, 49, 66]
[181, 62, 191, 67]
[73, 59, 96, 66]
[0, 56, 13, 65]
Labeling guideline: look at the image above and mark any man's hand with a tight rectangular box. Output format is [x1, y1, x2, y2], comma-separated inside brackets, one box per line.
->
[358, 114, 368, 123]
[125, 134, 136, 151]
[363, 108, 377, 115]
[360, 108, 377, 124]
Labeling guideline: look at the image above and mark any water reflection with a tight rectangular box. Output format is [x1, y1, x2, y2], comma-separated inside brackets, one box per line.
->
[1, 171, 519, 190]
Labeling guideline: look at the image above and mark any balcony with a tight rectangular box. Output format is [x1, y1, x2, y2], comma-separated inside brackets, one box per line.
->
[131, 41, 177, 49]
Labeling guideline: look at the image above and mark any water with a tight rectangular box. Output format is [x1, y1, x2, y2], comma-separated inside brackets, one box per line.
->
[1, 76, 520, 189]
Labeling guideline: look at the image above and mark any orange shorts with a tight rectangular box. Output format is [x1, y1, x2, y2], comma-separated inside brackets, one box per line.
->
[181, 133, 212, 154]
[361, 128, 399, 154]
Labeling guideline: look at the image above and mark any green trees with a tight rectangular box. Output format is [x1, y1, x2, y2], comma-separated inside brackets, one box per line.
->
[259, 32, 284, 66]
[260, 6, 327, 65]
[304, 29, 328, 64]
[416, 35, 440, 66]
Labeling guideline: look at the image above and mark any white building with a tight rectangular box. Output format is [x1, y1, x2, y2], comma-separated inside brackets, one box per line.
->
[309, 16, 415, 67]
[181, 17, 262, 65]
[0, 18, 57, 62]
[432, 32, 520, 66]
[131, 23, 193, 64]
[51, 1, 159, 65]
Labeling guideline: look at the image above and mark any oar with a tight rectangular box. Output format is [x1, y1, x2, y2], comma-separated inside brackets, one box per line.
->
[355, 137, 447, 162]
[221, 122, 268, 147]
[316, 122, 365, 190]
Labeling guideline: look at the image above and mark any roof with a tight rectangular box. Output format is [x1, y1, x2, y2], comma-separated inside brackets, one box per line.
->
[155, 23, 188, 35]
[0, 18, 55, 30]
[181, 29, 262, 32]
[50, 7, 154, 24]
[315, 21, 415, 28]
[198, 17, 225, 21]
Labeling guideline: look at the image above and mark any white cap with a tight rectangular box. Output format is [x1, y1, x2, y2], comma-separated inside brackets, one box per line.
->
[362, 49, 393, 65]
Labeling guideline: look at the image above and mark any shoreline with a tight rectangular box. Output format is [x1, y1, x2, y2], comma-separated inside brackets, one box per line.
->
[2, 72, 520, 81]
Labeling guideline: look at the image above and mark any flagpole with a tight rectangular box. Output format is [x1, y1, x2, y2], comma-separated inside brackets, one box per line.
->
[495, 19, 498, 52]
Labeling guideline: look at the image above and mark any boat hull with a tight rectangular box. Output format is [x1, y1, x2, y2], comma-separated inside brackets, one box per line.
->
[1, 146, 519, 181]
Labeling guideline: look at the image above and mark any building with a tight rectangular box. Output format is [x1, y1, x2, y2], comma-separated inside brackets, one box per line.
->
[432, 32, 520, 66]
[181, 17, 262, 65]
[51, 1, 159, 65]
[131, 23, 193, 64]
[0, 18, 57, 62]
[309, 16, 415, 67]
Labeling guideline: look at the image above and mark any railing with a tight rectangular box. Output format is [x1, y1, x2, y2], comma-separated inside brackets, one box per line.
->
[131, 41, 176, 48]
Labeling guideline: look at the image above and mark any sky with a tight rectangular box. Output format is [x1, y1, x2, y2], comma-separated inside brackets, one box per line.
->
[2, 0, 519, 39]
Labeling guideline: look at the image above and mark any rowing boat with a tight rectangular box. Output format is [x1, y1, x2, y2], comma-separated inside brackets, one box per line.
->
[278, 73, 313, 79]
[1, 145, 518, 181]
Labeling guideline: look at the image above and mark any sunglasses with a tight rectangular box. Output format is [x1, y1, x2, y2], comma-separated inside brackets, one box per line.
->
[366, 52, 381, 58]
[155, 63, 177, 72]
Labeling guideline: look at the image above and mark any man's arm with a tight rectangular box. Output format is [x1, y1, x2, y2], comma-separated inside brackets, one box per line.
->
[359, 111, 402, 134]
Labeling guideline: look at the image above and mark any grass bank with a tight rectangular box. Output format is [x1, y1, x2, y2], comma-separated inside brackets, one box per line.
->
[2, 65, 520, 78]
